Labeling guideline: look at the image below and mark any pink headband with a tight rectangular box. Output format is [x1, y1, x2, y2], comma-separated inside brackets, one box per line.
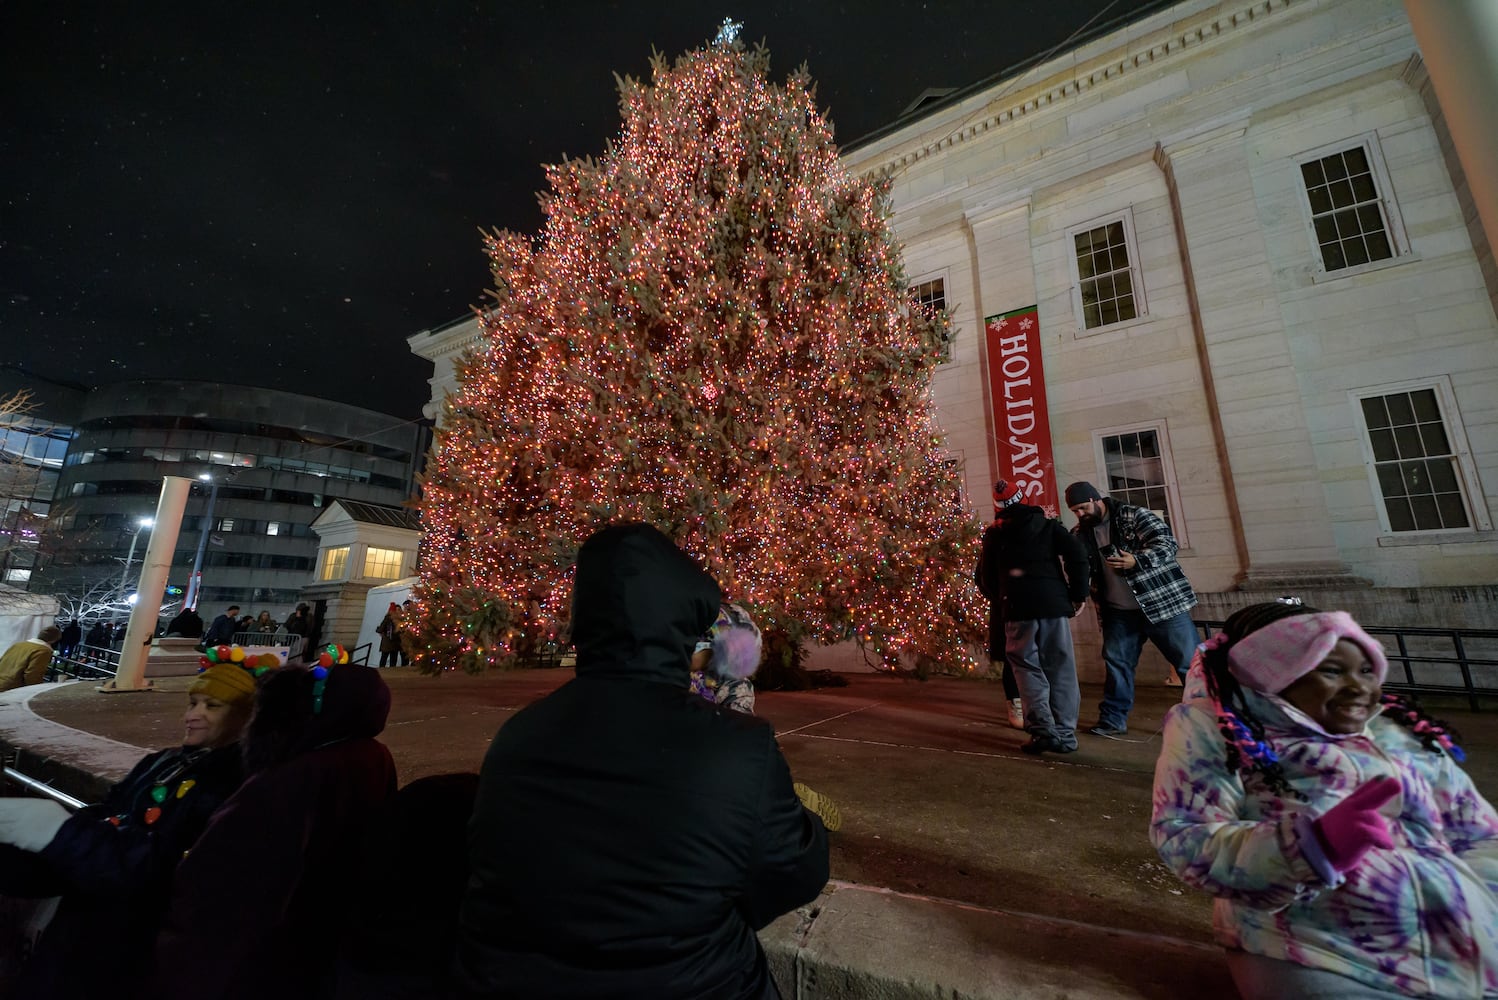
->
[1227, 611, 1388, 694]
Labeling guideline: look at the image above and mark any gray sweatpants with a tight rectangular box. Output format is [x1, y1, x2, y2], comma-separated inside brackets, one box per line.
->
[1004, 617, 1079, 748]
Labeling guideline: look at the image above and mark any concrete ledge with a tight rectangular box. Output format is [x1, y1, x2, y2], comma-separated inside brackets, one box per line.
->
[761, 882, 1233, 1000]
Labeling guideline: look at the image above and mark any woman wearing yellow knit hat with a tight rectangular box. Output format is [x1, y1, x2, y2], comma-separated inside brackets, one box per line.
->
[0, 661, 260, 998]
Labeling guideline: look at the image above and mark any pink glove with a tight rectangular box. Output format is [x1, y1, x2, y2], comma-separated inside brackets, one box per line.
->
[1313, 776, 1399, 872]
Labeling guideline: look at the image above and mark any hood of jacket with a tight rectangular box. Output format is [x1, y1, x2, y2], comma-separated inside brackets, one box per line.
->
[570, 523, 721, 687]
[242, 662, 391, 772]
[996, 502, 1048, 534]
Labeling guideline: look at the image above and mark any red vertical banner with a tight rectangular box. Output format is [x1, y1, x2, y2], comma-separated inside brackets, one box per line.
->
[983, 306, 1059, 517]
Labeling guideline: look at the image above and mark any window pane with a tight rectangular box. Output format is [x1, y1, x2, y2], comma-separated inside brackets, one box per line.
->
[1409, 495, 1439, 531]
[1333, 208, 1361, 241]
[1329, 178, 1355, 208]
[1344, 147, 1369, 174]
[1322, 242, 1346, 270]
[1083, 302, 1101, 329]
[1436, 493, 1470, 528]
[1096, 274, 1115, 302]
[1427, 459, 1459, 493]
[1109, 245, 1130, 273]
[1105, 221, 1124, 244]
[1350, 173, 1377, 202]
[1368, 427, 1398, 462]
[1323, 153, 1349, 181]
[1385, 497, 1415, 532]
[1099, 299, 1119, 326]
[1365, 230, 1392, 261]
[1314, 216, 1338, 246]
[1345, 237, 1370, 268]
[1116, 295, 1137, 322]
[1393, 426, 1423, 458]
[1376, 463, 1406, 497]
[1386, 393, 1415, 426]
[1411, 389, 1441, 422]
[1417, 420, 1450, 455]
[1114, 270, 1133, 298]
[1361, 396, 1390, 429]
[1307, 185, 1333, 214]
[1301, 160, 1326, 186]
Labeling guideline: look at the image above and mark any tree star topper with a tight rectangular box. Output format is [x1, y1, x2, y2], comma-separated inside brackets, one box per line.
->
[715, 18, 742, 45]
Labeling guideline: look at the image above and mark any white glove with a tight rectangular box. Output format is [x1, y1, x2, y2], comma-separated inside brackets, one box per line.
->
[0, 799, 72, 853]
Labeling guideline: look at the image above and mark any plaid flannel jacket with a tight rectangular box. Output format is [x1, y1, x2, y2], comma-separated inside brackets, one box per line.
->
[1073, 499, 1196, 624]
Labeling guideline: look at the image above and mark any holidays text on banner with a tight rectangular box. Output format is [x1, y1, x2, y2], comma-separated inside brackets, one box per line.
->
[983, 306, 1059, 518]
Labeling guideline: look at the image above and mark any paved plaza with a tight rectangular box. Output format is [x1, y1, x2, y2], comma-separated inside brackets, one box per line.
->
[7, 668, 1497, 997]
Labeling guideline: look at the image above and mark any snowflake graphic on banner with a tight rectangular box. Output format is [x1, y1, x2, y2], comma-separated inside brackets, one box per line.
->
[1019, 317, 1034, 330]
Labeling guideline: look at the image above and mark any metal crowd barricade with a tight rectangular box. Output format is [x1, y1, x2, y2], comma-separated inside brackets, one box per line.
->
[1196, 620, 1498, 711]
[228, 631, 307, 663]
[45, 643, 120, 682]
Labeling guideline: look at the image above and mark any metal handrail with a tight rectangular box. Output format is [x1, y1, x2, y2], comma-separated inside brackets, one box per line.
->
[1197, 620, 1498, 711]
[2, 766, 87, 811]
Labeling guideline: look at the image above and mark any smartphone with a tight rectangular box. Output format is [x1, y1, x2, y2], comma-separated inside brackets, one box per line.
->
[1099, 544, 1119, 559]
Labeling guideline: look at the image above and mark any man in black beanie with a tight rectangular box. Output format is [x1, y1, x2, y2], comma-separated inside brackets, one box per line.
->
[1065, 481, 1198, 737]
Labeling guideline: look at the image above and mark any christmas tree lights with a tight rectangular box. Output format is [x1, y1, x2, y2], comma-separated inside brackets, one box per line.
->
[412, 37, 986, 673]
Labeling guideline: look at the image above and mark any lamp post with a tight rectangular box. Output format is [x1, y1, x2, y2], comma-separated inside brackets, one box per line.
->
[119, 517, 154, 596]
[184, 473, 220, 611]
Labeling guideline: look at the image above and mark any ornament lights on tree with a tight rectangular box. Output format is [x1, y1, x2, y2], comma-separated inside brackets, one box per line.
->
[411, 30, 986, 673]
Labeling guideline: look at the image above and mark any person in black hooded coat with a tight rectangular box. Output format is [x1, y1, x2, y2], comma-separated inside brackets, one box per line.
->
[976, 481, 1091, 754]
[456, 522, 829, 1000]
[151, 662, 397, 1000]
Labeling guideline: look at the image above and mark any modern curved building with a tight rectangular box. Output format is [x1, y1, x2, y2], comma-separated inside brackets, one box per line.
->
[32, 380, 426, 624]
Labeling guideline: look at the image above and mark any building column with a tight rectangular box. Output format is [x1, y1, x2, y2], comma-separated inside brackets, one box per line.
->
[1404, 1, 1498, 271]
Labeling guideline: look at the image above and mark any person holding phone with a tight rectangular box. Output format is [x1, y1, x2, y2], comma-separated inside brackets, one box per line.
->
[1065, 481, 1198, 737]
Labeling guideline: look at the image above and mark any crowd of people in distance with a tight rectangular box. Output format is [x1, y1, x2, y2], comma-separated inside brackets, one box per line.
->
[0, 494, 1492, 998]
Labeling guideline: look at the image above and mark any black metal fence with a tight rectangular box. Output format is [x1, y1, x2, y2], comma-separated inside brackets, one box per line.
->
[1197, 620, 1498, 711]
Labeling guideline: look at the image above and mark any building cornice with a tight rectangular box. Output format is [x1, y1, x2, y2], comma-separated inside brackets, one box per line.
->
[855, 0, 1294, 179]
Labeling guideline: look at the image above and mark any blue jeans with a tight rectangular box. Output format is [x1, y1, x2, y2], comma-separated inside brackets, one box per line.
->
[1097, 609, 1200, 730]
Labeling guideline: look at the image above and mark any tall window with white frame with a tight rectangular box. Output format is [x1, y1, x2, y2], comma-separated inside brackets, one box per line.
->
[1071, 214, 1142, 331]
[1097, 426, 1180, 536]
[909, 277, 952, 363]
[1358, 388, 1470, 532]
[1300, 143, 1397, 273]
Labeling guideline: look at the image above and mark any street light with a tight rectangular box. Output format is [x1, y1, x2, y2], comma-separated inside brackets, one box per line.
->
[184, 472, 220, 611]
[119, 517, 154, 595]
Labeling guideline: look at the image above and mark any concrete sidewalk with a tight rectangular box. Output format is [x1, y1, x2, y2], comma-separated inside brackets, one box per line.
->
[6, 669, 1496, 997]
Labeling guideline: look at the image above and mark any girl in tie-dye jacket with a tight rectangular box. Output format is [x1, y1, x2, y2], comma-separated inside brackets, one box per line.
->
[1151, 602, 1498, 999]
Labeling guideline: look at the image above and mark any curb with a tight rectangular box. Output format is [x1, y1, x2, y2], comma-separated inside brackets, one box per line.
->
[760, 881, 1232, 999]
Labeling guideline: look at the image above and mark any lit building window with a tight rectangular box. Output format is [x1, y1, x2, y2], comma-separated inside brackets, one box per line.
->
[363, 547, 404, 580]
[320, 546, 350, 581]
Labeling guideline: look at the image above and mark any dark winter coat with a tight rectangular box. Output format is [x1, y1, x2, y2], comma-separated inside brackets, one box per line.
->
[0, 743, 243, 1000]
[1071, 497, 1196, 624]
[164, 609, 203, 638]
[976, 503, 1090, 625]
[456, 523, 829, 1000]
[152, 665, 397, 1000]
[202, 613, 237, 647]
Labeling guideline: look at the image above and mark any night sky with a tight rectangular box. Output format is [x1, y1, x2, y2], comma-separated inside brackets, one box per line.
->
[3, 1, 1152, 420]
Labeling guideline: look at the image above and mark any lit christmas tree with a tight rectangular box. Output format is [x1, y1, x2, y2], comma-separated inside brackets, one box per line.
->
[413, 33, 984, 674]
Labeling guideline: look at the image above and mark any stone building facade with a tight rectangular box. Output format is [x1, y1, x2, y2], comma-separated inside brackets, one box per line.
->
[842, 0, 1497, 635]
